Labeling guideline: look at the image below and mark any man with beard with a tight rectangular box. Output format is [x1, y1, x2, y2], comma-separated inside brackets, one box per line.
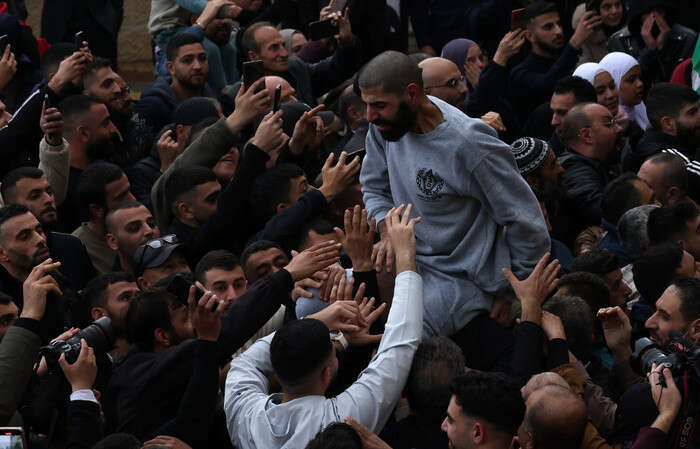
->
[1, 167, 96, 290]
[105, 201, 161, 276]
[84, 57, 141, 165]
[509, 1, 602, 123]
[359, 51, 549, 368]
[0, 204, 73, 339]
[628, 83, 700, 198]
[57, 95, 120, 233]
[132, 33, 215, 159]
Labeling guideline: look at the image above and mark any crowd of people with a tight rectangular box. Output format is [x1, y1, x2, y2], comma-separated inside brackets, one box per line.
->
[0, 0, 699, 448]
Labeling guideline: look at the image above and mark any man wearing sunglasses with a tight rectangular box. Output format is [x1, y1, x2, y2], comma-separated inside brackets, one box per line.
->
[132, 235, 191, 291]
[558, 102, 623, 232]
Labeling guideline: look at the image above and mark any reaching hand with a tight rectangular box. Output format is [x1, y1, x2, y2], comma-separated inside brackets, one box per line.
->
[481, 111, 506, 132]
[654, 13, 671, 50]
[58, 339, 97, 392]
[289, 104, 326, 155]
[384, 204, 421, 273]
[570, 10, 603, 49]
[490, 296, 511, 326]
[198, 0, 236, 28]
[292, 276, 324, 301]
[227, 79, 271, 132]
[318, 151, 361, 202]
[250, 110, 286, 153]
[345, 296, 386, 346]
[597, 306, 632, 359]
[334, 205, 375, 272]
[318, 264, 346, 301]
[48, 50, 92, 94]
[345, 418, 393, 449]
[493, 29, 525, 67]
[156, 129, 184, 171]
[189, 284, 228, 342]
[464, 60, 482, 88]
[336, 8, 354, 46]
[0, 44, 17, 90]
[648, 363, 682, 433]
[285, 240, 342, 281]
[541, 310, 566, 340]
[143, 436, 193, 449]
[40, 99, 64, 146]
[21, 259, 62, 320]
[307, 300, 361, 332]
[502, 253, 559, 324]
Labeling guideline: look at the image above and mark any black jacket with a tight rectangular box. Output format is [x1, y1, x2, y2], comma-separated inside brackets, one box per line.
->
[47, 231, 97, 293]
[607, 0, 697, 84]
[126, 146, 161, 211]
[66, 400, 102, 449]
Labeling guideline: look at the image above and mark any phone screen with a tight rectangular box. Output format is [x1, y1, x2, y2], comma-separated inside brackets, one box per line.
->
[243, 60, 265, 93]
[273, 85, 281, 112]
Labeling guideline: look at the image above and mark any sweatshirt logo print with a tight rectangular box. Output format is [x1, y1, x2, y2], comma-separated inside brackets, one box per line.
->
[416, 168, 445, 201]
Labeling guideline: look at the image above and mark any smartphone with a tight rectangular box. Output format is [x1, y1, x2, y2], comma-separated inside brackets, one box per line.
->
[273, 84, 281, 113]
[43, 93, 51, 110]
[74, 30, 87, 48]
[308, 18, 339, 41]
[510, 8, 527, 31]
[0, 35, 8, 53]
[242, 60, 265, 93]
[585, 0, 597, 12]
[166, 274, 204, 305]
[0, 427, 27, 449]
[327, 0, 347, 13]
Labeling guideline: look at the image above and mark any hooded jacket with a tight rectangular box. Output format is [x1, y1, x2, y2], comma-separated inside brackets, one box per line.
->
[607, 0, 697, 84]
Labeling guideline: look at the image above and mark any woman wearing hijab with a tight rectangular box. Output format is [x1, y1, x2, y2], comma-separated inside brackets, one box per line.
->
[599, 52, 649, 131]
[279, 29, 308, 57]
[571, 0, 627, 64]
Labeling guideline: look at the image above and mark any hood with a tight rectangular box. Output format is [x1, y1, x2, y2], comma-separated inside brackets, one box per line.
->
[627, 0, 676, 35]
[140, 77, 179, 110]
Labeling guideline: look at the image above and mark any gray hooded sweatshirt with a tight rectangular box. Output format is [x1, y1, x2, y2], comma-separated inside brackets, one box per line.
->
[224, 271, 423, 449]
[360, 96, 549, 337]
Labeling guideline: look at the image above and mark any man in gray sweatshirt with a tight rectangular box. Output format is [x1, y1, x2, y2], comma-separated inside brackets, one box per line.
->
[359, 51, 550, 348]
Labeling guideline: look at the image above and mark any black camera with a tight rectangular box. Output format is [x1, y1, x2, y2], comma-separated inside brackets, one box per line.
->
[40, 317, 115, 372]
[633, 332, 700, 375]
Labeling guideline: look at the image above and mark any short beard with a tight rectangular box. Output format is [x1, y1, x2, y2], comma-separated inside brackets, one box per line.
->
[675, 121, 700, 151]
[86, 135, 117, 161]
[176, 74, 205, 92]
[372, 102, 417, 142]
[535, 37, 563, 57]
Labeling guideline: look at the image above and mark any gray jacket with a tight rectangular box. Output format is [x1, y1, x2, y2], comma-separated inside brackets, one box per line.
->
[0, 322, 42, 425]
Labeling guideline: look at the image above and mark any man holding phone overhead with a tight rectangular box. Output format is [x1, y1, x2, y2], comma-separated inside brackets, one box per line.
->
[239, 9, 361, 106]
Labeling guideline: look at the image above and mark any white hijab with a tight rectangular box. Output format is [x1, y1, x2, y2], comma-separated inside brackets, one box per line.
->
[599, 52, 650, 130]
[573, 62, 606, 84]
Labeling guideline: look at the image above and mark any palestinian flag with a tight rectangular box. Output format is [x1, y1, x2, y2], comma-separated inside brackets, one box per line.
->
[693, 37, 700, 93]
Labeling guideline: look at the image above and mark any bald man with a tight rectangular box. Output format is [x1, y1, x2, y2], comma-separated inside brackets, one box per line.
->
[419, 57, 468, 108]
[517, 384, 587, 449]
[264, 76, 298, 104]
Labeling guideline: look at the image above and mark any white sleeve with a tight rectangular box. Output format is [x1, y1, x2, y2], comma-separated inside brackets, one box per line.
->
[359, 125, 394, 224]
[38, 137, 70, 205]
[332, 271, 424, 431]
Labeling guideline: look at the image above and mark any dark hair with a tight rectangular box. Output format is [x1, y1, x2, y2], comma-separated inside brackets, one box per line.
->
[59, 94, 102, 122]
[671, 277, 700, 324]
[187, 116, 219, 147]
[358, 50, 424, 96]
[126, 289, 177, 351]
[78, 162, 125, 219]
[646, 83, 700, 131]
[523, 385, 587, 449]
[450, 371, 525, 435]
[543, 294, 595, 361]
[305, 423, 361, 449]
[648, 202, 699, 246]
[523, 1, 558, 21]
[0, 204, 30, 240]
[166, 33, 204, 62]
[82, 271, 134, 310]
[559, 103, 595, 145]
[570, 249, 619, 276]
[407, 337, 465, 421]
[557, 272, 611, 313]
[84, 56, 113, 87]
[270, 318, 333, 387]
[240, 240, 283, 271]
[241, 21, 274, 55]
[553, 76, 597, 104]
[1, 166, 44, 204]
[93, 433, 141, 449]
[250, 163, 305, 222]
[338, 88, 365, 125]
[195, 249, 240, 284]
[645, 153, 689, 196]
[633, 243, 685, 303]
[40, 42, 77, 78]
[293, 217, 336, 251]
[601, 173, 645, 225]
[164, 166, 217, 216]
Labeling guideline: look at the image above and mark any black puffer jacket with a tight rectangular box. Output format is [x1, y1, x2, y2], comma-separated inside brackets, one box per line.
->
[607, 0, 697, 84]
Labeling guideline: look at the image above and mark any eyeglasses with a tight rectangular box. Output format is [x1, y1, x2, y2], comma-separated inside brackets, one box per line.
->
[135, 234, 179, 272]
[600, 117, 618, 128]
[425, 76, 466, 90]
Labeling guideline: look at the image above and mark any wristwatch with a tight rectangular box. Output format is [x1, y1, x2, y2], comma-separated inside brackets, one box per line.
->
[329, 330, 348, 350]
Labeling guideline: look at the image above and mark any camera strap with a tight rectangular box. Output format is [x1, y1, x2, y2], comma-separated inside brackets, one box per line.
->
[671, 372, 699, 449]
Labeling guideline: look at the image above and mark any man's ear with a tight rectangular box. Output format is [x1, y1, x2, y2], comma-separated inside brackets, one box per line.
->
[154, 328, 171, 348]
[176, 201, 194, 221]
[472, 422, 486, 445]
[660, 116, 676, 135]
[276, 202, 288, 215]
[76, 124, 90, 143]
[524, 28, 534, 43]
[666, 186, 681, 205]
[106, 232, 119, 251]
[405, 83, 420, 103]
[247, 50, 259, 62]
[91, 307, 107, 322]
[689, 318, 700, 343]
[137, 276, 150, 292]
[0, 245, 8, 263]
[580, 127, 593, 144]
[166, 61, 175, 77]
[677, 239, 688, 252]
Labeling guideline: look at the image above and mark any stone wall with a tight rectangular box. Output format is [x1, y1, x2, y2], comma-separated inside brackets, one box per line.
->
[24, 0, 153, 68]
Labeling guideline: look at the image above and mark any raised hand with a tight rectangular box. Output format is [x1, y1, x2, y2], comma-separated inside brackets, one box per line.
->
[345, 417, 393, 449]
[197, 0, 236, 28]
[47, 50, 92, 94]
[541, 310, 566, 341]
[156, 129, 184, 171]
[480, 111, 506, 132]
[597, 306, 632, 360]
[250, 109, 286, 154]
[189, 284, 228, 342]
[227, 78, 271, 132]
[58, 339, 97, 392]
[318, 151, 361, 202]
[493, 29, 526, 67]
[570, 10, 603, 49]
[336, 7, 354, 46]
[654, 13, 671, 50]
[21, 259, 62, 320]
[0, 44, 17, 90]
[385, 204, 421, 274]
[334, 205, 375, 272]
[289, 104, 326, 155]
[319, 264, 346, 301]
[464, 59, 482, 88]
[307, 300, 361, 332]
[284, 240, 342, 281]
[40, 99, 64, 146]
[502, 252, 559, 325]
